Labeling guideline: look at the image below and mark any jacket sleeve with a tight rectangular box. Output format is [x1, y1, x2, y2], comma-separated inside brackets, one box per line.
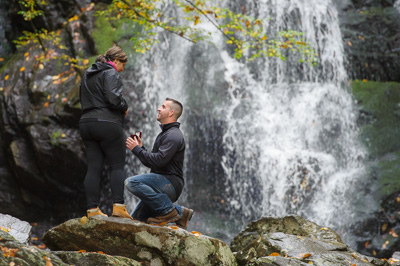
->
[132, 135, 181, 169]
[102, 71, 128, 112]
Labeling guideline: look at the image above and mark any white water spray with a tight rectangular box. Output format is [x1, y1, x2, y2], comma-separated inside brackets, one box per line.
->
[125, 0, 377, 247]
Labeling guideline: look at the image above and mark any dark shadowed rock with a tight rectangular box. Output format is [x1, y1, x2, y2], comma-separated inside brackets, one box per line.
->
[42, 216, 238, 266]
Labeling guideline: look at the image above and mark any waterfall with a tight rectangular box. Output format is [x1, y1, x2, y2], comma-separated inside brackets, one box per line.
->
[396, 0, 400, 12]
[124, 0, 377, 247]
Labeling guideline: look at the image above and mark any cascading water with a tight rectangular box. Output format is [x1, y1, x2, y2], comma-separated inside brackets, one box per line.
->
[124, 0, 378, 248]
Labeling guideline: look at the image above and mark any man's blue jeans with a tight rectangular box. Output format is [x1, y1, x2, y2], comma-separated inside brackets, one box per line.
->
[125, 173, 183, 221]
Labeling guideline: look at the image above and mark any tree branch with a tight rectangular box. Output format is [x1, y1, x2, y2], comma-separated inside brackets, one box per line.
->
[119, 0, 195, 43]
[183, 0, 234, 42]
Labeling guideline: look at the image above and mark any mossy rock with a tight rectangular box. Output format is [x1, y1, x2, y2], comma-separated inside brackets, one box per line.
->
[352, 80, 400, 156]
[352, 80, 400, 197]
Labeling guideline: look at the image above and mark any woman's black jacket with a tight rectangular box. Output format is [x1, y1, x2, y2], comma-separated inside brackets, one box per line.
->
[79, 62, 128, 125]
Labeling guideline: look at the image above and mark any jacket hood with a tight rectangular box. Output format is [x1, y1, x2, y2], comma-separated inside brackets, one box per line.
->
[86, 62, 115, 76]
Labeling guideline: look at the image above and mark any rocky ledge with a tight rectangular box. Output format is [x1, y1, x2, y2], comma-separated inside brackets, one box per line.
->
[1, 214, 399, 266]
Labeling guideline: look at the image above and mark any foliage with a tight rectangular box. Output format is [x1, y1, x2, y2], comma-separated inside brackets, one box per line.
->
[12, 0, 317, 78]
[13, 0, 94, 73]
[99, 0, 318, 64]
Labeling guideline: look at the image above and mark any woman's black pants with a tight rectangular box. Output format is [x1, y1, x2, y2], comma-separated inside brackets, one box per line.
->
[79, 121, 126, 209]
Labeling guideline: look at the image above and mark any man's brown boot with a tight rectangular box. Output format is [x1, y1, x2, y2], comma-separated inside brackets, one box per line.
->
[112, 203, 133, 219]
[87, 207, 108, 218]
[176, 207, 194, 230]
[147, 209, 181, 224]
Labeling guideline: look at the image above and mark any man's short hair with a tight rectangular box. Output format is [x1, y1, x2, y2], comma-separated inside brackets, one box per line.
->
[166, 97, 183, 120]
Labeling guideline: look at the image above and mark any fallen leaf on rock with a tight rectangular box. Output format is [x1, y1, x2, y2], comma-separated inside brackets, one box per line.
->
[269, 252, 280, 256]
[298, 253, 311, 259]
[0, 226, 9, 232]
[191, 231, 202, 237]
[321, 228, 328, 230]
[43, 256, 53, 265]
[37, 244, 46, 249]
[20, 67, 25, 72]
[97, 251, 105, 254]
[382, 223, 388, 232]
[389, 229, 398, 238]
[78, 250, 86, 253]
[43, 102, 49, 108]
[169, 226, 179, 230]
[31, 237, 39, 241]
[80, 216, 87, 225]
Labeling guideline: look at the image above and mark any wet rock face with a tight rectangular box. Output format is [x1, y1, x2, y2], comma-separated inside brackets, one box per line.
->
[0, 0, 105, 221]
[336, 0, 400, 82]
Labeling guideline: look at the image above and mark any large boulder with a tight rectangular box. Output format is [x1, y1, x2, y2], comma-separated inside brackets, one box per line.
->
[42, 216, 238, 266]
[230, 215, 390, 266]
[0, 229, 140, 265]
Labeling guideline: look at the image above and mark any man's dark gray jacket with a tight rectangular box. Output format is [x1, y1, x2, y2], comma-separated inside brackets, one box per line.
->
[132, 122, 185, 198]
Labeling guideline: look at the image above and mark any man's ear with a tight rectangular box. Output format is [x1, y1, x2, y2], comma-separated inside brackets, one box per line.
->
[169, 109, 175, 118]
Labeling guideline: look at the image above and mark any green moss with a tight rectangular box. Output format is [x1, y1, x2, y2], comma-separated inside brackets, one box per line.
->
[352, 80, 400, 197]
[91, 15, 142, 60]
[377, 152, 400, 196]
[50, 130, 64, 146]
[91, 16, 116, 55]
[352, 80, 400, 157]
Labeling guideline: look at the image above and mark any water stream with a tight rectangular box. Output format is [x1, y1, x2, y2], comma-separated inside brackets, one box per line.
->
[123, 0, 379, 248]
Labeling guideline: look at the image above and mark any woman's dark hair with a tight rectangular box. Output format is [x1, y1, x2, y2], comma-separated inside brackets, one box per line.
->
[96, 45, 128, 63]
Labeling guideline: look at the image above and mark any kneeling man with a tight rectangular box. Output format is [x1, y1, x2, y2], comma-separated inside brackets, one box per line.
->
[125, 98, 193, 229]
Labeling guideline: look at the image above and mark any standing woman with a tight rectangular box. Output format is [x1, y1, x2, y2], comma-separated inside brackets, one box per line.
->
[79, 45, 132, 219]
